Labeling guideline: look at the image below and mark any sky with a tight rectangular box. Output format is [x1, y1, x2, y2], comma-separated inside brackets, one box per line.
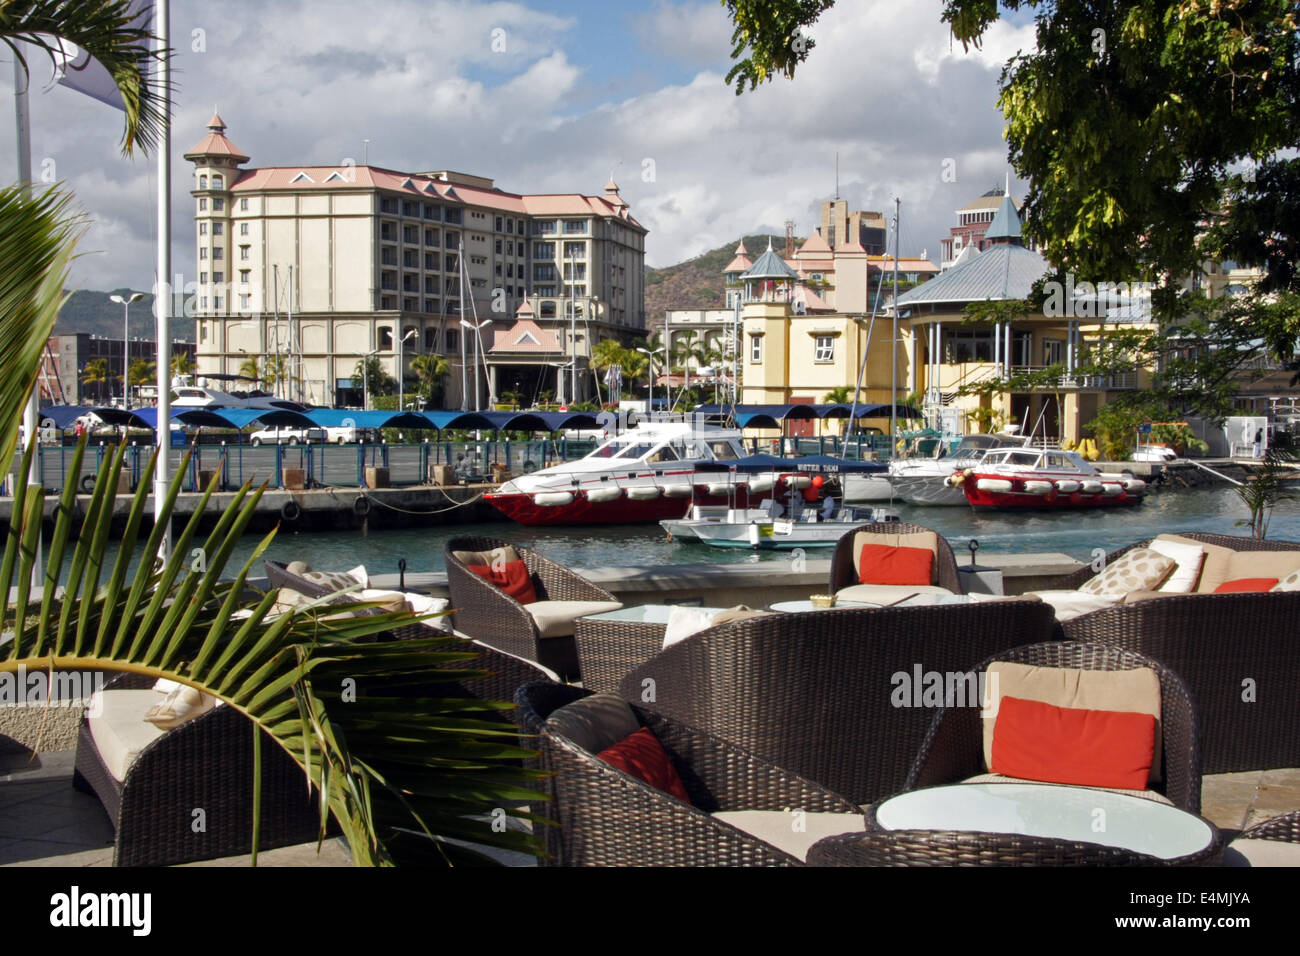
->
[0, 0, 1038, 294]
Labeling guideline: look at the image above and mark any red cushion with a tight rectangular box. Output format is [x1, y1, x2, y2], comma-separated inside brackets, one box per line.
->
[597, 727, 692, 803]
[467, 559, 538, 604]
[857, 544, 933, 586]
[991, 696, 1156, 791]
[1214, 578, 1279, 593]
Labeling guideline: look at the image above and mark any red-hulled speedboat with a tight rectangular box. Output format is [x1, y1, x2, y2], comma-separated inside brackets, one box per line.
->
[485, 421, 762, 526]
[948, 447, 1146, 509]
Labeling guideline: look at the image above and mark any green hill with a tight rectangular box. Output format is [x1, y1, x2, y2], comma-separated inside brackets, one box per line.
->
[644, 233, 794, 321]
[56, 288, 195, 341]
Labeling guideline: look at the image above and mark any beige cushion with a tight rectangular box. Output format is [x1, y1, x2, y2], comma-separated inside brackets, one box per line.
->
[961, 773, 1172, 805]
[1223, 838, 1300, 867]
[663, 606, 722, 649]
[712, 810, 867, 862]
[1079, 548, 1175, 597]
[1025, 589, 1121, 621]
[1147, 539, 1206, 594]
[834, 583, 952, 605]
[1272, 568, 1300, 592]
[453, 546, 522, 569]
[1156, 535, 1236, 593]
[87, 689, 171, 782]
[710, 605, 773, 627]
[301, 566, 367, 593]
[983, 661, 1163, 785]
[546, 692, 640, 755]
[524, 599, 623, 638]
[852, 530, 940, 585]
[356, 588, 414, 615]
[1225, 550, 1300, 585]
[144, 684, 216, 730]
[1121, 590, 1174, 605]
[404, 592, 453, 632]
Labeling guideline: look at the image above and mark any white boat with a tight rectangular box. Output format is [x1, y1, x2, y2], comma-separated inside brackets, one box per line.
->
[484, 420, 751, 526]
[664, 499, 898, 550]
[889, 433, 1033, 506]
[841, 472, 895, 503]
[953, 447, 1146, 509]
[172, 377, 308, 412]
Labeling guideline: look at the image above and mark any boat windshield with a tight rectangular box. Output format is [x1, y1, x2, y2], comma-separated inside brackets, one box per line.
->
[703, 439, 740, 460]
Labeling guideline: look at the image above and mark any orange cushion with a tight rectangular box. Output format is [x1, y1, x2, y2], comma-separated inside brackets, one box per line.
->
[858, 544, 933, 586]
[597, 727, 691, 803]
[991, 696, 1156, 791]
[1214, 578, 1279, 593]
[467, 559, 538, 604]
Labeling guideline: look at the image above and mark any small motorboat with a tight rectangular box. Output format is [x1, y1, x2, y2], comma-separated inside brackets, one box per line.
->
[664, 499, 897, 549]
[889, 432, 1032, 506]
[950, 447, 1146, 509]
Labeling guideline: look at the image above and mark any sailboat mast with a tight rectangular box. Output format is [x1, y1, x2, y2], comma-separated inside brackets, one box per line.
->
[890, 197, 900, 449]
[458, 238, 467, 411]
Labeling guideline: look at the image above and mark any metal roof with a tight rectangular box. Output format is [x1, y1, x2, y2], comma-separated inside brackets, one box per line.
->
[985, 193, 1023, 241]
[896, 242, 1049, 308]
[741, 240, 799, 280]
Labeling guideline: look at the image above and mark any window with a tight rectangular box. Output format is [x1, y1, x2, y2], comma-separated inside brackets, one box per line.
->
[199, 198, 207, 211]
[540, 301, 557, 318]
[425, 276, 437, 293]
[212, 174, 223, 189]
[506, 263, 514, 278]
[200, 271, 208, 284]
[535, 285, 556, 297]
[506, 219, 514, 234]
[199, 175, 207, 189]
[425, 328, 438, 349]
[200, 296, 208, 309]
[445, 254, 458, 272]
[424, 299, 438, 315]
[445, 329, 459, 351]
[213, 198, 225, 211]
[239, 246, 250, 260]
[200, 248, 208, 260]
[563, 220, 585, 233]
[750, 335, 763, 363]
[214, 296, 223, 310]
[495, 264, 502, 276]
[495, 238, 502, 253]
[240, 222, 249, 235]
[1043, 339, 1064, 366]
[425, 228, 436, 245]
[213, 247, 223, 260]
[424, 253, 436, 270]
[239, 269, 250, 284]
[564, 263, 586, 280]
[199, 222, 208, 235]
[380, 198, 398, 214]
[943, 328, 994, 363]
[381, 222, 396, 241]
[214, 271, 224, 283]
[424, 203, 440, 220]
[404, 225, 417, 243]
[403, 201, 419, 217]
[212, 222, 223, 236]
[444, 208, 462, 224]
[404, 250, 418, 268]
[403, 273, 418, 292]
[495, 216, 503, 231]
[533, 242, 555, 258]
[535, 220, 556, 234]
[814, 335, 835, 363]
[381, 295, 396, 309]
[445, 230, 459, 246]
[534, 264, 557, 281]
[240, 197, 248, 211]
[379, 326, 393, 350]
[563, 241, 585, 258]
[381, 271, 396, 290]
[404, 297, 417, 312]
[517, 219, 525, 235]
[382, 249, 397, 266]
[240, 294, 250, 309]
[506, 241, 513, 255]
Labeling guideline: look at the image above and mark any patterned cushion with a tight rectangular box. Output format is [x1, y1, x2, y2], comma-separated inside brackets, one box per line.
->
[1272, 568, 1300, 592]
[1079, 548, 1175, 597]
[300, 566, 367, 593]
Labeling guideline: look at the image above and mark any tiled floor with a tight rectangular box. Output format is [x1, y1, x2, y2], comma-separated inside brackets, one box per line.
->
[2, 746, 1296, 866]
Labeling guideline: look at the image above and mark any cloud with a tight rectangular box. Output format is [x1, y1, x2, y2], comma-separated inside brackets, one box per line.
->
[20, 0, 1025, 300]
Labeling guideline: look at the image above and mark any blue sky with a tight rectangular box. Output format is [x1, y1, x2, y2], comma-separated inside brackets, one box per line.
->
[1, 0, 1037, 291]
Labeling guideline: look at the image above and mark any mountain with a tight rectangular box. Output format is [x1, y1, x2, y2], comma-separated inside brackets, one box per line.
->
[643, 234, 793, 326]
[56, 289, 195, 341]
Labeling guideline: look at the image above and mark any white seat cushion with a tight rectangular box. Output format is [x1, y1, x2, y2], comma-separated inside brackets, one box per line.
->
[1223, 838, 1300, 867]
[1025, 589, 1121, 621]
[86, 689, 170, 783]
[712, 810, 867, 862]
[834, 584, 952, 605]
[524, 600, 624, 638]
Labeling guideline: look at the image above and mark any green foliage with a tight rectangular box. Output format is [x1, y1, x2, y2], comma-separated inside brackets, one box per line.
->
[351, 356, 396, 397]
[722, 0, 836, 94]
[127, 357, 154, 386]
[823, 386, 852, 403]
[1235, 445, 1296, 539]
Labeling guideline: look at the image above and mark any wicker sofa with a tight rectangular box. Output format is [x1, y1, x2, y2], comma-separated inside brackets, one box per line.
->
[829, 521, 966, 601]
[1057, 533, 1300, 773]
[443, 536, 621, 680]
[525, 687, 865, 866]
[617, 600, 1056, 807]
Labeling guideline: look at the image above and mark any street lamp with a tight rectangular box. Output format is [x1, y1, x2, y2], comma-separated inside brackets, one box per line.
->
[636, 346, 664, 414]
[397, 328, 416, 411]
[110, 292, 143, 409]
[353, 348, 379, 410]
[460, 318, 491, 412]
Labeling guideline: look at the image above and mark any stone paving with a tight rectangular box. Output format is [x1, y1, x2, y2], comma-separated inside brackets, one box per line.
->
[1, 743, 1295, 866]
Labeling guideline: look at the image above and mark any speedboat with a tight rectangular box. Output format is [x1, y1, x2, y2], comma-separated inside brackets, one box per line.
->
[889, 433, 1032, 506]
[664, 498, 897, 549]
[171, 375, 309, 412]
[950, 447, 1146, 509]
[484, 421, 753, 525]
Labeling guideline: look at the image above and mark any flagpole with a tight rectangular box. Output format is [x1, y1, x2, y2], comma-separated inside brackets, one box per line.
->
[153, 0, 172, 556]
[14, 50, 43, 585]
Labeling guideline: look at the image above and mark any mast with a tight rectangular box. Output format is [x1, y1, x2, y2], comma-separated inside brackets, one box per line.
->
[890, 197, 900, 450]
[458, 238, 467, 411]
[271, 264, 280, 397]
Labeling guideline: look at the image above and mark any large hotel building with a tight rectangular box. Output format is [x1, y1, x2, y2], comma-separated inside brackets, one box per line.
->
[186, 115, 646, 408]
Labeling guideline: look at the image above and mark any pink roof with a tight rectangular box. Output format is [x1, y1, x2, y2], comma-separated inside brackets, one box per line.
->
[228, 166, 644, 228]
[723, 254, 753, 273]
[794, 258, 835, 272]
[490, 318, 559, 353]
[794, 285, 833, 312]
[837, 239, 867, 254]
[734, 240, 749, 255]
[797, 232, 832, 255]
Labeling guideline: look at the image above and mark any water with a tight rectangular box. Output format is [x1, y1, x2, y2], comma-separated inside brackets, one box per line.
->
[168, 487, 1300, 579]
[41, 487, 1299, 585]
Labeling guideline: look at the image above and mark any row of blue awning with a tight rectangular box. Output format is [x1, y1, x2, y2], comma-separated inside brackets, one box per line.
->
[695, 403, 920, 429]
[39, 405, 603, 433]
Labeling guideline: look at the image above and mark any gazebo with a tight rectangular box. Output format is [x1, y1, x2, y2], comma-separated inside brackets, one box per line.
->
[741, 238, 800, 303]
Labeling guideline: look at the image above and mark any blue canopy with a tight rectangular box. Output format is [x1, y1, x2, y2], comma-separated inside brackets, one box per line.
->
[697, 403, 920, 427]
[302, 408, 432, 429]
[729, 454, 887, 475]
[38, 405, 93, 430]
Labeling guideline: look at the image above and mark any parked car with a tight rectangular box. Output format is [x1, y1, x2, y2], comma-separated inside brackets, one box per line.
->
[323, 424, 376, 444]
[249, 426, 326, 446]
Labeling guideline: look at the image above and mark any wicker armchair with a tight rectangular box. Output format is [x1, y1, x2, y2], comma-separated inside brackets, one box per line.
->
[532, 693, 864, 866]
[444, 536, 621, 680]
[1056, 534, 1300, 774]
[617, 601, 1056, 807]
[72, 673, 325, 867]
[514, 681, 595, 865]
[905, 642, 1202, 812]
[829, 521, 965, 596]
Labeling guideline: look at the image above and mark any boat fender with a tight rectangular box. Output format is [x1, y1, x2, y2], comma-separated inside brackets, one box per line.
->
[975, 478, 1015, 494]
[786, 476, 812, 490]
[705, 482, 732, 497]
[748, 476, 775, 494]
[585, 486, 622, 503]
[281, 500, 302, 522]
[626, 486, 661, 501]
[1079, 480, 1103, 494]
[1023, 480, 1054, 495]
[661, 484, 692, 498]
[1123, 478, 1146, 493]
[1101, 483, 1123, 497]
[353, 496, 371, 517]
[1054, 479, 1080, 493]
[533, 491, 575, 507]
[80, 473, 96, 494]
